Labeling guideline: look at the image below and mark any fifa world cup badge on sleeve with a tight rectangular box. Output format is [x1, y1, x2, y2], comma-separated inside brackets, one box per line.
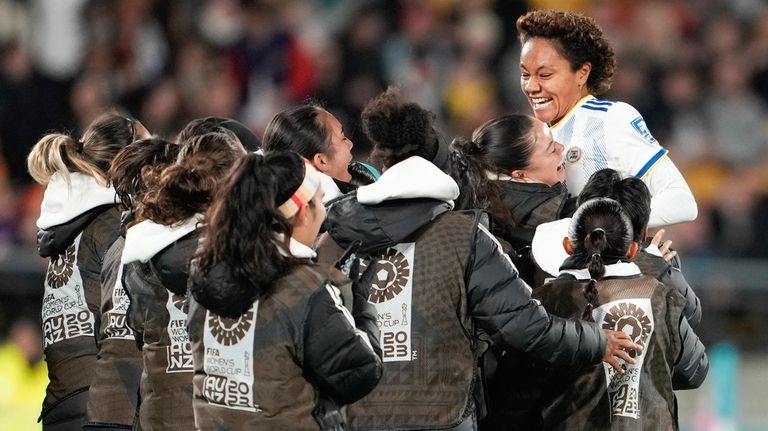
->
[630, 117, 658, 145]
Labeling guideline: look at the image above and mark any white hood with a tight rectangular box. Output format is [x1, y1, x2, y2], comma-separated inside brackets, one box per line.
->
[37, 172, 116, 229]
[356, 156, 459, 207]
[531, 217, 571, 277]
[122, 215, 203, 264]
[560, 261, 641, 280]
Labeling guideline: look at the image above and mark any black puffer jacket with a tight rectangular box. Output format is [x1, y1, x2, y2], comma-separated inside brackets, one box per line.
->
[37, 204, 121, 416]
[633, 249, 702, 329]
[122, 221, 200, 431]
[187, 253, 382, 430]
[323, 184, 606, 365]
[532, 262, 708, 431]
[85, 235, 143, 429]
[317, 156, 608, 430]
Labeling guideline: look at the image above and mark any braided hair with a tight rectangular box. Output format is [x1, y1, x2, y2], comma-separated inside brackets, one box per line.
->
[567, 198, 633, 320]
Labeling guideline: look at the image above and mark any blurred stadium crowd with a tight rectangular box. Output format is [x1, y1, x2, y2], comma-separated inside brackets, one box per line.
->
[1, 0, 768, 260]
[1, 1, 768, 429]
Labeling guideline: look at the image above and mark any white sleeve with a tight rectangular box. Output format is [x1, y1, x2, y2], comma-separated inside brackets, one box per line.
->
[605, 102, 667, 177]
[605, 102, 697, 227]
[643, 155, 698, 227]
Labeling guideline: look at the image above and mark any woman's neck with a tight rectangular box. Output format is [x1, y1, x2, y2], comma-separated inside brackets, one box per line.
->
[548, 93, 592, 128]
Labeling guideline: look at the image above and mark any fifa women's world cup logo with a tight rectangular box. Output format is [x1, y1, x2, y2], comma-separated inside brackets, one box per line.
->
[368, 248, 411, 304]
[208, 308, 255, 346]
[602, 302, 652, 358]
[47, 243, 76, 288]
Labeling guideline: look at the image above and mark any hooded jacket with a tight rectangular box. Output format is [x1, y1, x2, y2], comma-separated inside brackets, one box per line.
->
[317, 156, 607, 431]
[122, 216, 201, 431]
[36, 172, 121, 418]
[532, 218, 702, 328]
[495, 181, 573, 247]
[187, 237, 382, 430]
[532, 260, 708, 431]
[84, 235, 143, 429]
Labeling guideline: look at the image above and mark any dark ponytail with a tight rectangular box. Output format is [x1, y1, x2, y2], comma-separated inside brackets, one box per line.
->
[107, 138, 179, 212]
[582, 228, 607, 320]
[586, 228, 608, 280]
[567, 198, 633, 320]
[193, 151, 305, 315]
[450, 114, 538, 220]
[139, 132, 243, 226]
[449, 136, 503, 218]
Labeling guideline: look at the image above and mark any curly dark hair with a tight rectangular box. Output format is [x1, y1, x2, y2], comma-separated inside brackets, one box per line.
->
[107, 137, 179, 211]
[362, 87, 439, 169]
[517, 10, 616, 95]
[138, 131, 243, 226]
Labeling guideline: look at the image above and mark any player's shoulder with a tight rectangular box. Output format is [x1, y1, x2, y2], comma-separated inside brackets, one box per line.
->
[579, 96, 618, 113]
[604, 99, 642, 120]
[597, 100, 658, 145]
[579, 97, 638, 117]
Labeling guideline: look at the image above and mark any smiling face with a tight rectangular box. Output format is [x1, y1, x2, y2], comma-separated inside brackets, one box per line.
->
[315, 111, 354, 182]
[513, 119, 565, 186]
[520, 37, 591, 125]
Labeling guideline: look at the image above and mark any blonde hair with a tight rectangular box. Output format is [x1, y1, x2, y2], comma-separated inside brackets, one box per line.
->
[27, 112, 137, 186]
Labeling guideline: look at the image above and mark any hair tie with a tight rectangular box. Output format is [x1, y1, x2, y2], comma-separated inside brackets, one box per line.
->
[76, 139, 85, 153]
[593, 228, 605, 234]
[591, 252, 601, 260]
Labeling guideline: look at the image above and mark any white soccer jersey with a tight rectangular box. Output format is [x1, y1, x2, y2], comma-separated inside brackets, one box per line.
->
[551, 95, 668, 196]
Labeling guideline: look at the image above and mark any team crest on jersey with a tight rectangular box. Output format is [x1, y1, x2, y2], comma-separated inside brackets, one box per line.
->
[565, 146, 582, 163]
[630, 117, 658, 145]
[47, 243, 76, 288]
[368, 247, 411, 304]
[208, 309, 255, 346]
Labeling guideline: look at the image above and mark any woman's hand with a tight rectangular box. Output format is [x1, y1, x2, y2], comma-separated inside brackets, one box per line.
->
[650, 229, 677, 262]
[602, 329, 643, 373]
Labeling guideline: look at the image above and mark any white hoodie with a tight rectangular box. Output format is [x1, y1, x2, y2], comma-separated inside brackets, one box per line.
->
[37, 172, 116, 229]
[122, 215, 203, 264]
[356, 156, 459, 206]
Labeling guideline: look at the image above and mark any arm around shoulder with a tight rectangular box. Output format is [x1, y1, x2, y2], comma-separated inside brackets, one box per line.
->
[303, 283, 383, 405]
[466, 224, 606, 368]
